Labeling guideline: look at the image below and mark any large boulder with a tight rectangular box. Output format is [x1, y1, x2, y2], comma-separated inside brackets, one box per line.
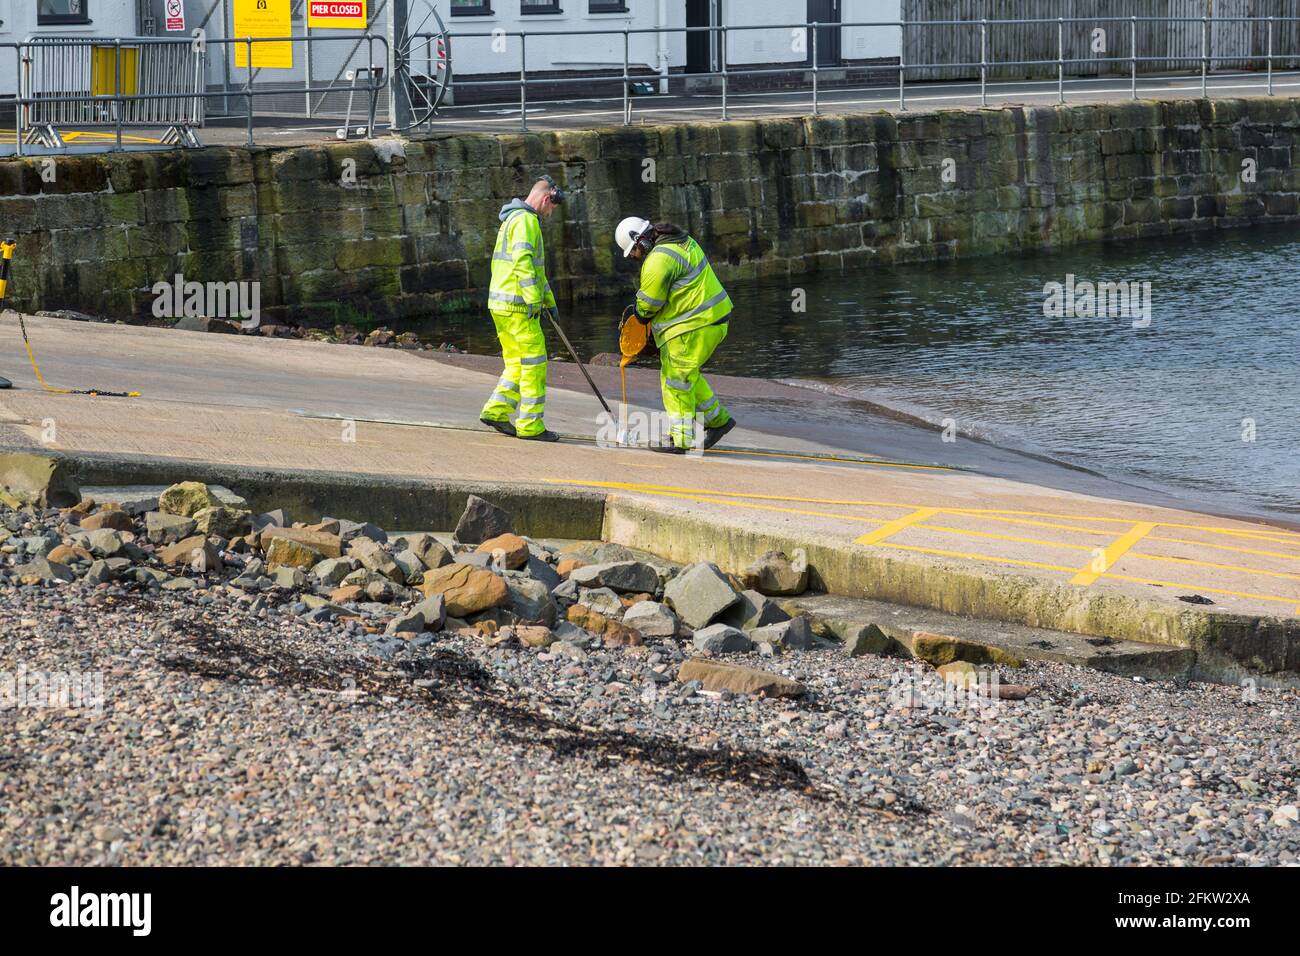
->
[676, 659, 806, 698]
[397, 533, 452, 570]
[160, 534, 221, 571]
[453, 495, 514, 545]
[718, 589, 791, 632]
[475, 532, 530, 570]
[621, 600, 679, 638]
[0, 452, 80, 508]
[348, 537, 404, 584]
[146, 512, 196, 545]
[78, 510, 135, 533]
[502, 571, 557, 627]
[750, 616, 816, 650]
[568, 560, 660, 594]
[692, 623, 753, 655]
[566, 604, 643, 647]
[265, 536, 324, 570]
[193, 506, 251, 538]
[420, 563, 509, 617]
[258, 526, 342, 558]
[158, 481, 224, 517]
[741, 550, 808, 596]
[662, 562, 739, 629]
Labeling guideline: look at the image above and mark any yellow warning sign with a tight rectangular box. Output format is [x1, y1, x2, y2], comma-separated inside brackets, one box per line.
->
[307, 0, 368, 30]
[232, 0, 294, 70]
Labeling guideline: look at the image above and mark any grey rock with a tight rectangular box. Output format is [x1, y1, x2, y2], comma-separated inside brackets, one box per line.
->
[663, 562, 739, 629]
[524, 554, 561, 591]
[578, 587, 623, 618]
[751, 616, 816, 650]
[311, 557, 354, 586]
[78, 529, 127, 558]
[146, 511, 197, 545]
[741, 549, 808, 596]
[718, 589, 790, 632]
[568, 560, 659, 595]
[621, 600, 678, 638]
[392, 549, 426, 585]
[692, 623, 753, 655]
[14, 558, 75, 584]
[551, 578, 579, 604]
[271, 566, 307, 589]
[452, 552, 494, 569]
[338, 519, 388, 544]
[503, 571, 557, 627]
[844, 624, 896, 657]
[453, 495, 514, 545]
[253, 509, 290, 530]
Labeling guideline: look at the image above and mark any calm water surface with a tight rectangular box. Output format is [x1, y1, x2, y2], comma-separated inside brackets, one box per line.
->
[422, 225, 1300, 516]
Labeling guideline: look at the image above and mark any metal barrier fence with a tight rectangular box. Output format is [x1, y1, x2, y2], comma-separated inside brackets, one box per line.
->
[5, 15, 1300, 150]
[5, 33, 388, 155]
[22, 36, 205, 148]
[428, 14, 1300, 132]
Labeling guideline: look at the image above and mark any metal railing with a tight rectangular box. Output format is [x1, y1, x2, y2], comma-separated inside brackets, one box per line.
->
[6, 14, 1300, 151]
[428, 15, 1300, 132]
[4, 32, 388, 154]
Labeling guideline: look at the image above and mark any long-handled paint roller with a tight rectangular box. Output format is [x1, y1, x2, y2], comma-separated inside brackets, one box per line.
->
[1, 238, 141, 398]
[543, 306, 610, 415]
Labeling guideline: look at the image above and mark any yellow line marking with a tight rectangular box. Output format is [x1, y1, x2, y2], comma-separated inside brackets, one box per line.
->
[884, 543, 1081, 574]
[1071, 522, 1157, 586]
[704, 447, 954, 471]
[1102, 572, 1300, 609]
[546, 479, 926, 512]
[601, 487, 891, 524]
[950, 513, 1120, 537]
[1128, 551, 1300, 585]
[1156, 523, 1300, 543]
[916, 523, 1096, 552]
[855, 507, 940, 546]
[1147, 533, 1300, 562]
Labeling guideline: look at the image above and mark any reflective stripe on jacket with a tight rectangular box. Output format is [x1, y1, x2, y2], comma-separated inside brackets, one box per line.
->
[488, 206, 556, 314]
[635, 236, 732, 346]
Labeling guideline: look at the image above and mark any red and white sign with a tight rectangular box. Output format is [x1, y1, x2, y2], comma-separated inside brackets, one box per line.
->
[164, 0, 186, 32]
[307, 0, 367, 29]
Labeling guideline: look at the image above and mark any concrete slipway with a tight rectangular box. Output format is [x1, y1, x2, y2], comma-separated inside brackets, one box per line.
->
[1, 314, 1297, 682]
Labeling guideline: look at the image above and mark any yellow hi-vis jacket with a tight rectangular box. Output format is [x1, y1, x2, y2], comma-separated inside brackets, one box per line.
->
[488, 199, 557, 315]
[634, 235, 732, 347]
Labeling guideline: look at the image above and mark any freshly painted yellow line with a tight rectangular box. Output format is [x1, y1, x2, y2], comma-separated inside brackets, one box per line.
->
[1102, 572, 1300, 610]
[705, 447, 954, 471]
[1156, 522, 1300, 543]
[854, 507, 941, 546]
[883, 543, 1081, 574]
[1147, 533, 1300, 562]
[1071, 522, 1157, 586]
[1127, 551, 1300, 585]
[601, 487, 891, 524]
[916, 523, 1096, 552]
[947, 513, 1119, 537]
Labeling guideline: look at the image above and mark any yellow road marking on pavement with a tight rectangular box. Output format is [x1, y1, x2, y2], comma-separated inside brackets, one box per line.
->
[546, 479, 925, 512]
[605, 487, 891, 524]
[855, 507, 941, 546]
[954, 513, 1119, 537]
[705, 447, 954, 471]
[1102, 572, 1300, 610]
[1157, 522, 1300, 544]
[916, 523, 1096, 552]
[884, 543, 1080, 574]
[1127, 552, 1300, 584]
[1147, 534, 1300, 562]
[1070, 522, 1157, 586]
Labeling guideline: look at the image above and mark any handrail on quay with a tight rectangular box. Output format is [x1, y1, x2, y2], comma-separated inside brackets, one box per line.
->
[4, 15, 1299, 151]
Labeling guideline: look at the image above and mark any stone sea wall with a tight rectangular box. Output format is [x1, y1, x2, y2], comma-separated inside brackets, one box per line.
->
[2, 97, 1298, 324]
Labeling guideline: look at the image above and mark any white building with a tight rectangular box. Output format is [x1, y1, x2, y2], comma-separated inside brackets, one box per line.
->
[2, 2, 904, 103]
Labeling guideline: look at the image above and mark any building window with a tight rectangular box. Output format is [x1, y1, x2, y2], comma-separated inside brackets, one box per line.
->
[521, 0, 562, 14]
[590, 1, 628, 11]
[451, 1, 493, 16]
[38, 0, 91, 25]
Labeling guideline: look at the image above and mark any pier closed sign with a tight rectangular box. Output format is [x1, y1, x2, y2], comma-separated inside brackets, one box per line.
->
[307, 0, 367, 29]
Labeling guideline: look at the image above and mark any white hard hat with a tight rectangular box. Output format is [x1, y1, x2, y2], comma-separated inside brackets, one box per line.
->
[615, 216, 653, 257]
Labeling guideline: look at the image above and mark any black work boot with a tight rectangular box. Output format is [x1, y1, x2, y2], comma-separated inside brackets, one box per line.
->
[480, 417, 516, 437]
[517, 429, 560, 443]
[703, 418, 736, 450]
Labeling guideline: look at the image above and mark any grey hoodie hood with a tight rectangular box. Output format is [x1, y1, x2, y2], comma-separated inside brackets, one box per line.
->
[499, 198, 536, 221]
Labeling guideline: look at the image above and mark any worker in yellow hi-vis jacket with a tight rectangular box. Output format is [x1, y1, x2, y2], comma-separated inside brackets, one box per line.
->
[615, 217, 736, 454]
[480, 176, 565, 442]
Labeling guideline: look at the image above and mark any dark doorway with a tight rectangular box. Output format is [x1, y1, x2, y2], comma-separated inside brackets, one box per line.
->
[807, 0, 842, 66]
[686, 0, 723, 74]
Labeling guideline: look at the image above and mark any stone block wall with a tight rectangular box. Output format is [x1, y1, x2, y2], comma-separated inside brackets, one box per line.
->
[1, 97, 1297, 325]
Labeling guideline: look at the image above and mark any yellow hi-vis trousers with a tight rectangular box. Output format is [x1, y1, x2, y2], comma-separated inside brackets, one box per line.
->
[480, 307, 548, 436]
[659, 321, 730, 448]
